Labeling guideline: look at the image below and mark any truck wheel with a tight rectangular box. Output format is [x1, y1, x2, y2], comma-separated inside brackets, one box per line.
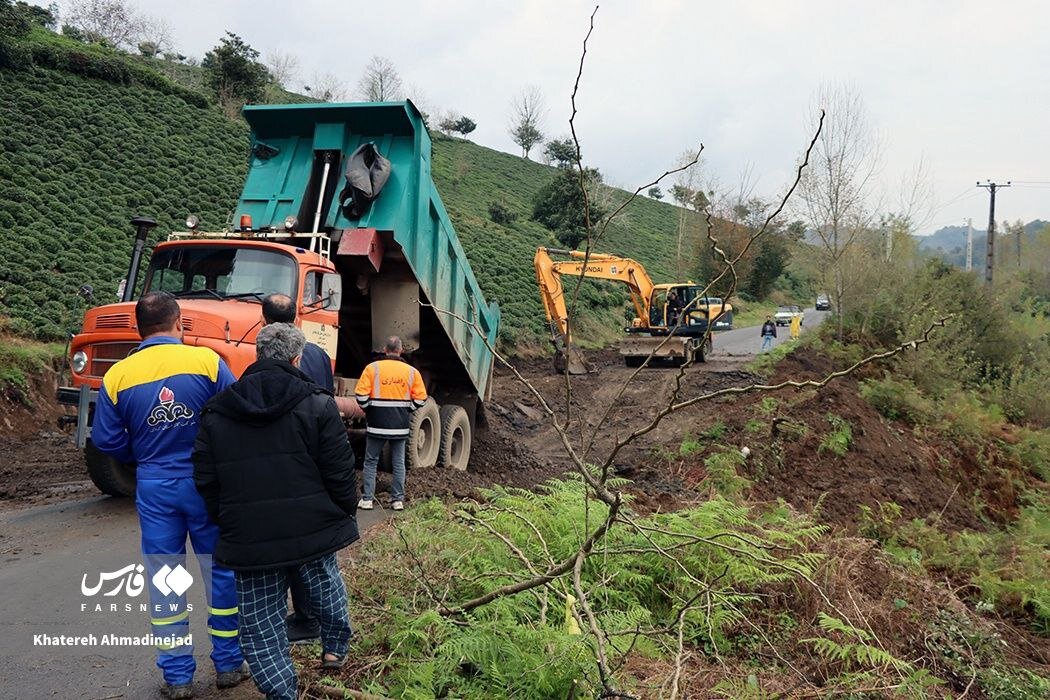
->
[85, 440, 136, 497]
[438, 404, 472, 471]
[406, 399, 441, 469]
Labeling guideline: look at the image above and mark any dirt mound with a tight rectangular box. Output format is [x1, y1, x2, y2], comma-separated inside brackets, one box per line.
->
[0, 364, 67, 438]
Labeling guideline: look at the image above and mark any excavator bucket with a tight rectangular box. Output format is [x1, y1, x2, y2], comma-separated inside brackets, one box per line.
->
[554, 344, 591, 375]
[551, 336, 592, 375]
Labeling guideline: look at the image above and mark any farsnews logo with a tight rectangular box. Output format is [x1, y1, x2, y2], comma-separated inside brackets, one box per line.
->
[81, 564, 146, 597]
[147, 385, 195, 426]
[152, 564, 194, 596]
[81, 563, 193, 597]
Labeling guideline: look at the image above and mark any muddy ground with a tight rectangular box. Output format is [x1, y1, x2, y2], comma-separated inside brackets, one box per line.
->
[1, 345, 1031, 532]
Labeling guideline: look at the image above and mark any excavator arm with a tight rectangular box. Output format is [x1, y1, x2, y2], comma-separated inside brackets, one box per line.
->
[534, 247, 656, 342]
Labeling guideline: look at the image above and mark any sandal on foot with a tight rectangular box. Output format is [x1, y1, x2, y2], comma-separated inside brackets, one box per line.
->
[321, 652, 346, 670]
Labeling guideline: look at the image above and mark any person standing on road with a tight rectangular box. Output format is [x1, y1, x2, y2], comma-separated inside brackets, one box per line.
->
[192, 323, 358, 700]
[354, 336, 427, 511]
[260, 294, 362, 645]
[790, 313, 802, 341]
[760, 315, 778, 352]
[92, 292, 248, 699]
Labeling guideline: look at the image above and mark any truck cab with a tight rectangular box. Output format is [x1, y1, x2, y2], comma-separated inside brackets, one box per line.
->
[59, 101, 500, 497]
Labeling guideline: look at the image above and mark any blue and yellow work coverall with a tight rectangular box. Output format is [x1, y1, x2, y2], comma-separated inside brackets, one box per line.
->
[93, 335, 243, 686]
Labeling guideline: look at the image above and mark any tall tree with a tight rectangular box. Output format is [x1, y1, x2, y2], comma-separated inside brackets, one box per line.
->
[532, 167, 606, 249]
[796, 83, 880, 337]
[65, 0, 142, 48]
[508, 86, 546, 159]
[356, 56, 403, 101]
[265, 50, 299, 89]
[202, 32, 270, 109]
[308, 71, 348, 102]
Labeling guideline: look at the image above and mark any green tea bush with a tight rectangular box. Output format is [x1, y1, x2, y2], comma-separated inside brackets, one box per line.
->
[0, 64, 246, 338]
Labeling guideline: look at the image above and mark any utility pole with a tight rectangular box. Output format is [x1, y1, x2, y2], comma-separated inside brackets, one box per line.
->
[1015, 220, 1022, 267]
[965, 218, 973, 272]
[977, 181, 1010, 284]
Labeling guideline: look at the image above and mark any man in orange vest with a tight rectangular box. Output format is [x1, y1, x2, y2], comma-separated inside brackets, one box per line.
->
[354, 336, 427, 511]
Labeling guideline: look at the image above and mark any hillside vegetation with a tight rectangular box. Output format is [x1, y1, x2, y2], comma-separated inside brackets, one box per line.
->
[0, 35, 700, 348]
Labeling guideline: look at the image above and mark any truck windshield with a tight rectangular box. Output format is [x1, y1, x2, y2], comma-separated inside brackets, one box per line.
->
[144, 246, 296, 300]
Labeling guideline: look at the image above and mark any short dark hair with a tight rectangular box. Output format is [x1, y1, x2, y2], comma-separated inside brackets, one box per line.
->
[136, 292, 180, 337]
[262, 294, 296, 324]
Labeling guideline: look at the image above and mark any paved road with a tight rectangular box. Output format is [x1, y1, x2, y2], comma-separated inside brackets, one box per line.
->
[0, 494, 387, 698]
[711, 307, 829, 357]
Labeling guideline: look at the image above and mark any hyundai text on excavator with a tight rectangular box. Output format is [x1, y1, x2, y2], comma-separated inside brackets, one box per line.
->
[57, 102, 500, 496]
[534, 247, 731, 374]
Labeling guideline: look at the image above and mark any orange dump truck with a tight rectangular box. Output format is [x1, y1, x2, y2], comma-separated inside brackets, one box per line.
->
[58, 101, 500, 496]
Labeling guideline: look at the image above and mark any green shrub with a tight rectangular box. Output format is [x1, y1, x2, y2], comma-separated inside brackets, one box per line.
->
[487, 200, 516, 225]
[859, 375, 935, 425]
[818, 413, 852, 456]
[702, 448, 751, 500]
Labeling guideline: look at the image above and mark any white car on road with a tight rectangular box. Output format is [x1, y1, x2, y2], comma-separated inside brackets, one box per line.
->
[773, 305, 804, 327]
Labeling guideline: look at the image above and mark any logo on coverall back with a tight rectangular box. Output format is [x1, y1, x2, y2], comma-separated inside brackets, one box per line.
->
[147, 386, 195, 427]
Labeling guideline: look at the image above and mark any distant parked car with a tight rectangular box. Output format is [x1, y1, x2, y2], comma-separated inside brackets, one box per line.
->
[815, 293, 831, 311]
[774, 305, 804, 326]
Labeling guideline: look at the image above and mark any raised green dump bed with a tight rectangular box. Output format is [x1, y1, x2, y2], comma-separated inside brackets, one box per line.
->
[238, 101, 500, 403]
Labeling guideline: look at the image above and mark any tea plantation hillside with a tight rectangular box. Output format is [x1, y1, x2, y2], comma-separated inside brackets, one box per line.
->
[0, 65, 249, 339]
[1, 63, 698, 347]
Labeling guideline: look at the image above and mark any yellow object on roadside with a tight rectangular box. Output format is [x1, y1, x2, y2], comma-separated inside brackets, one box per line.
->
[790, 314, 802, 339]
[565, 594, 582, 635]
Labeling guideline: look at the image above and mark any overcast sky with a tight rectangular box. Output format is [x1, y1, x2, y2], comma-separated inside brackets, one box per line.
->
[57, 0, 1050, 232]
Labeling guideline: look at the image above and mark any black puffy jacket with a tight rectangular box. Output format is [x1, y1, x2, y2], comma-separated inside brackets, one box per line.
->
[192, 359, 359, 571]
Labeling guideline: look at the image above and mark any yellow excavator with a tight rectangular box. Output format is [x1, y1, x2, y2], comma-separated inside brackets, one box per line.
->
[534, 247, 732, 374]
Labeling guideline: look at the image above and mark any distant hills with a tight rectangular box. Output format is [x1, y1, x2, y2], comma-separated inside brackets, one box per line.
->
[916, 220, 1048, 268]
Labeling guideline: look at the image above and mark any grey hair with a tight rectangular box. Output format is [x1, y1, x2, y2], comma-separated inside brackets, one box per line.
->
[256, 322, 306, 362]
[384, 335, 402, 354]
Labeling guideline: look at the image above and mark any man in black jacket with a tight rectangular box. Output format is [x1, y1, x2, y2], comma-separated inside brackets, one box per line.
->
[259, 293, 361, 644]
[193, 323, 357, 700]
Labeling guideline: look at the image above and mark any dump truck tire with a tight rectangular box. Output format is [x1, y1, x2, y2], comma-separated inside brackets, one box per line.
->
[85, 440, 136, 497]
[406, 399, 441, 469]
[438, 404, 471, 471]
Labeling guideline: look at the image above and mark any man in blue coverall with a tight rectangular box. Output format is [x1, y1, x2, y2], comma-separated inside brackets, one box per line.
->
[93, 292, 249, 699]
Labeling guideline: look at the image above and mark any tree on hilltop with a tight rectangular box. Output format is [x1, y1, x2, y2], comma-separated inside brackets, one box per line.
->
[438, 114, 477, 136]
[356, 56, 403, 101]
[544, 137, 576, 168]
[509, 86, 546, 159]
[203, 32, 270, 110]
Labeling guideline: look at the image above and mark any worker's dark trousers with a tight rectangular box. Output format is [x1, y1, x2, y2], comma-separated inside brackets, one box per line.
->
[287, 572, 317, 627]
[236, 553, 353, 699]
[137, 477, 242, 685]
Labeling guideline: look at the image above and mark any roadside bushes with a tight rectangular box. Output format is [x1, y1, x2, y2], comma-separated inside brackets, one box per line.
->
[338, 476, 826, 697]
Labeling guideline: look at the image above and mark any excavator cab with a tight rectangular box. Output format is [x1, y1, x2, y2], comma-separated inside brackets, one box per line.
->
[650, 284, 708, 331]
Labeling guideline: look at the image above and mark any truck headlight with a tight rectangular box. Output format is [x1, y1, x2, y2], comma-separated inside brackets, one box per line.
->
[71, 351, 88, 373]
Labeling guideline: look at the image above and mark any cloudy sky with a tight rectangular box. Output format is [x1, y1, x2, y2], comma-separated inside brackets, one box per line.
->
[59, 0, 1050, 232]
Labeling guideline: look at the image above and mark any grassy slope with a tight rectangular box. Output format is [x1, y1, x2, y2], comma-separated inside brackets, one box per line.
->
[0, 56, 700, 348]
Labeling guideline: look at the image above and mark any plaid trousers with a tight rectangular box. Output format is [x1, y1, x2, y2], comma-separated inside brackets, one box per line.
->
[235, 553, 352, 699]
